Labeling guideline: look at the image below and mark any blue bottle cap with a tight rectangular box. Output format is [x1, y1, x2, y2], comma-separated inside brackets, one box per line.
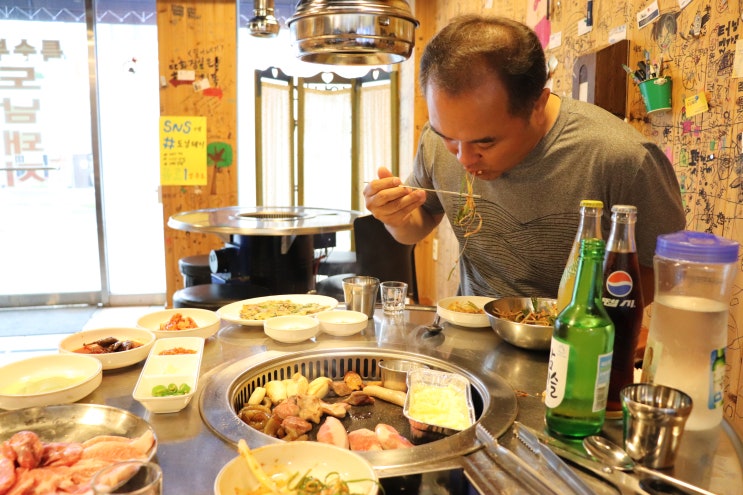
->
[656, 230, 739, 263]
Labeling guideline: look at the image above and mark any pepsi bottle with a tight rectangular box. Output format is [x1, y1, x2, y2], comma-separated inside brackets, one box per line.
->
[602, 205, 644, 416]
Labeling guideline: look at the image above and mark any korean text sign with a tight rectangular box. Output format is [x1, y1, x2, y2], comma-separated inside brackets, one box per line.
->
[159, 116, 207, 185]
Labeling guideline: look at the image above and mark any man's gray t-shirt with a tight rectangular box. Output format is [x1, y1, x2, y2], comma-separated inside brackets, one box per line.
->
[407, 96, 686, 297]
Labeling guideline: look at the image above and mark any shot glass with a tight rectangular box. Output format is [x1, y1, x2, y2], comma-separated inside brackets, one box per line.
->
[342, 276, 379, 319]
[621, 383, 693, 469]
[380, 281, 408, 315]
[92, 461, 162, 495]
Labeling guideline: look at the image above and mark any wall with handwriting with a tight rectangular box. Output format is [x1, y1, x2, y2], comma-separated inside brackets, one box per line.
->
[156, 0, 238, 304]
[421, 0, 743, 438]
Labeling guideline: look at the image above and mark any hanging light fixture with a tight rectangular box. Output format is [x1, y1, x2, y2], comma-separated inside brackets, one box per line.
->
[248, 0, 280, 38]
[287, 0, 419, 65]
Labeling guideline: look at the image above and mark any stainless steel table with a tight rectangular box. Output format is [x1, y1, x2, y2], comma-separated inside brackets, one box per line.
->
[167, 206, 361, 294]
[81, 307, 743, 494]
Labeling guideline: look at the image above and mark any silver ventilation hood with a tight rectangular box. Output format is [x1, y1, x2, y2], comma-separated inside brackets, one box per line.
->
[248, 0, 280, 38]
[287, 0, 419, 65]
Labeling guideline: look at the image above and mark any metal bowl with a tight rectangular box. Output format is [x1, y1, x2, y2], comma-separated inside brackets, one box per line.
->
[483, 297, 557, 351]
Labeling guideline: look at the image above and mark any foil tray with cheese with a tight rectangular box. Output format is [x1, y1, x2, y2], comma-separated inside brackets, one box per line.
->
[403, 369, 475, 437]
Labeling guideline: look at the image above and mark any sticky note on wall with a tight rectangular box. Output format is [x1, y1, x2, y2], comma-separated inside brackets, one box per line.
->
[685, 93, 709, 117]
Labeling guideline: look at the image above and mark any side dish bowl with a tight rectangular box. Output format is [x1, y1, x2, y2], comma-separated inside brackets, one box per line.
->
[436, 296, 494, 328]
[316, 310, 369, 336]
[483, 297, 556, 351]
[59, 327, 156, 370]
[214, 442, 378, 495]
[132, 336, 204, 414]
[137, 308, 220, 339]
[263, 315, 320, 343]
[0, 354, 103, 410]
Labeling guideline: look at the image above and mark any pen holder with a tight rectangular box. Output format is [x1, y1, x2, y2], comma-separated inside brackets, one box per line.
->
[639, 77, 672, 114]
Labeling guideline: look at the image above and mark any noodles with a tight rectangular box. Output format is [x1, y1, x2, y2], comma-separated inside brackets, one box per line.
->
[448, 173, 482, 280]
[492, 300, 557, 327]
[454, 173, 482, 238]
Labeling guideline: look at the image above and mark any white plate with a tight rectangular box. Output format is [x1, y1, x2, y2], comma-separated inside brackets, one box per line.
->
[58, 327, 156, 370]
[436, 296, 494, 328]
[0, 354, 103, 410]
[136, 308, 220, 339]
[217, 294, 338, 326]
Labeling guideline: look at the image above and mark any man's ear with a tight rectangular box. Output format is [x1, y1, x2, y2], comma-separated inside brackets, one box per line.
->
[531, 87, 552, 125]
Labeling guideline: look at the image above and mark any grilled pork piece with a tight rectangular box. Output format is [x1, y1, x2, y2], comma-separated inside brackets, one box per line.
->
[320, 400, 350, 418]
[281, 416, 312, 441]
[343, 391, 374, 406]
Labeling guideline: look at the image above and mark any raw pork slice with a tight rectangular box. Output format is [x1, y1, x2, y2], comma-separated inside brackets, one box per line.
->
[348, 428, 383, 451]
[375, 423, 413, 449]
[316, 417, 349, 449]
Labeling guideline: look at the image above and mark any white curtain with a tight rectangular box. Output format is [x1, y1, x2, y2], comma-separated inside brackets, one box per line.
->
[260, 80, 293, 206]
[359, 83, 392, 213]
[302, 87, 353, 211]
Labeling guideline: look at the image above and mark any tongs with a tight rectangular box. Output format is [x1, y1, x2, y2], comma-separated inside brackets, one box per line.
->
[515, 423, 653, 495]
[513, 421, 594, 495]
[475, 424, 561, 495]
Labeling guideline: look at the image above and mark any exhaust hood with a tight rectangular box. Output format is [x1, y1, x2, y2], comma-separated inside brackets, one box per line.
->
[287, 0, 419, 65]
[248, 0, 280, 38]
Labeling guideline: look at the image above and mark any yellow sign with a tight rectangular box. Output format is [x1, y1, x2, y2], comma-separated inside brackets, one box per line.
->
[159, 116, 207, 185]
[684, 93, 709, 118]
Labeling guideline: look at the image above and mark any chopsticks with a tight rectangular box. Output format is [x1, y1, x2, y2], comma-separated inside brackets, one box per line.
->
[364, 182, 481, 199]
[403, 185, 482, 199]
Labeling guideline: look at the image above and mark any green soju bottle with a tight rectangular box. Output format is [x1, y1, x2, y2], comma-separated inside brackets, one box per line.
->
[545, 238, 615, 438]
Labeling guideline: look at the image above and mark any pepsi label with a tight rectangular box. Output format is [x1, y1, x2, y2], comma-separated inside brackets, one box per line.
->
[606, 271, 633, 297]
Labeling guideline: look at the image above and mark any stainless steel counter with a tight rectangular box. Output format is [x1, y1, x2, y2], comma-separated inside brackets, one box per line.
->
[81, 307, 743, 494]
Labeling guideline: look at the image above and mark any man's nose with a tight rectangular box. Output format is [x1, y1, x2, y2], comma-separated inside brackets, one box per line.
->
[456, 142, 480, 166]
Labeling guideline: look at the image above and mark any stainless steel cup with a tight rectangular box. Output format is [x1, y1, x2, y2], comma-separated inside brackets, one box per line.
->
[342, 276, 379, 319]
[621, 383, 693, 469]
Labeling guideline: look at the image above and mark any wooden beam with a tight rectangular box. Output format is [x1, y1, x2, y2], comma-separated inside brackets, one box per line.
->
[157, 0, 238, 306]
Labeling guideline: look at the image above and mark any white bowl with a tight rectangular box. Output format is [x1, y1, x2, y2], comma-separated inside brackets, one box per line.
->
[132, 337, 204, 414]
[0, 354, 103, 410]
[436, 296, 494, 328]
[316, 310, 369, 336]
[59, 327, 156, 370]
[137, 308, 220, 339]
[263, 315, 320, 343]
[214, 442, 378, 495]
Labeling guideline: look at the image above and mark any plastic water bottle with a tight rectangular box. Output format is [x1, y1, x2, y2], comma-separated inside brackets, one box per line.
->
[641, 231, 739, 430]
[546, 238, 615, 438]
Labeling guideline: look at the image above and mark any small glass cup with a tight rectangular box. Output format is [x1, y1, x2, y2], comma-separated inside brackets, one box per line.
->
[380, 281, 408, 315]
[621, 383, 693, 469]
[91, 461, 162, 495]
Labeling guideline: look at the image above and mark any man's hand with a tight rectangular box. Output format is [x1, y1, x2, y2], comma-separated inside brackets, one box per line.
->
[363, 167, 426, 228]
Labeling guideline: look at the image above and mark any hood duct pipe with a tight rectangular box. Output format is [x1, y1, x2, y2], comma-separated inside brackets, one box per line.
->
[287, 0, 419, 66]
[248, 0, 280, 38]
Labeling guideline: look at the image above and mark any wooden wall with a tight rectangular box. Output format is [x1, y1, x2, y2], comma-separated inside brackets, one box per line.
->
[156, 0, 239, 306]
[412, 1, 743, 439]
